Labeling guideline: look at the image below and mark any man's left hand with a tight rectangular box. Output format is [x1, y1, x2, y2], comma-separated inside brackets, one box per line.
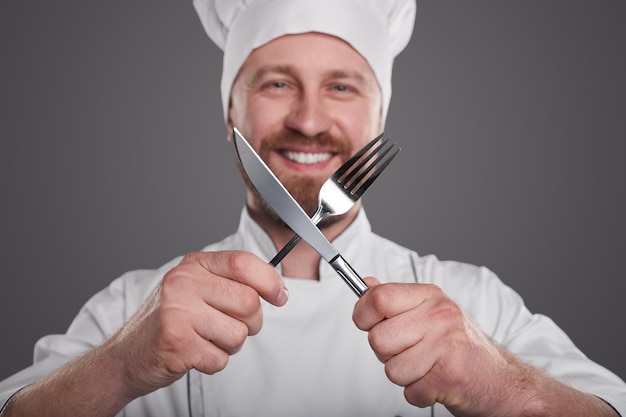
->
[352, 277, 619, 416]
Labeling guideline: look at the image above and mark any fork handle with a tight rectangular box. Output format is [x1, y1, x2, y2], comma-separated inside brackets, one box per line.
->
[269, 209, 324, 266]
[269, 234, 302, 266]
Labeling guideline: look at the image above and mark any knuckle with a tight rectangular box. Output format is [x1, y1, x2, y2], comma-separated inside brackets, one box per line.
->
[226, 251, 252, 276]
[246, 314, 264, 336]
[383, 357, 406, 386]
[404, 384, 435, 408]
[228, 322, 249, 351]
[180, 251, 202, 264]
[214, 316, 254, 355]
[431, 296, 461, 322]
[203, 351, 230, 374]
[213, 353, 230, 372]
[367, 327, 389, 356]
[237, 287, 261, 316]
[368, 285, 393, 313]
[160, 273, 181, 296]
[421, 283, 442, 294]
[161, 265, 196, 294]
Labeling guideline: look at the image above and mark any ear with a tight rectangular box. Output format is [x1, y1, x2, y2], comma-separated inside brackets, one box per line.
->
[226, 103, 235, 142]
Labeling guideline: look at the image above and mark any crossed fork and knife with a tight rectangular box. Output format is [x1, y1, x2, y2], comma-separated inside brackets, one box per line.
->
[234, 128, 400, 296]
[269, 133, 400, 266]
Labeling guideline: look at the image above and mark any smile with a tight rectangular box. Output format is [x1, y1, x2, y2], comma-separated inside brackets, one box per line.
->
[282, 151, 333, 165]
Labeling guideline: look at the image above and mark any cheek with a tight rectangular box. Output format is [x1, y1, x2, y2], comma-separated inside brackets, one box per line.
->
[245, 99, 290, 133]
[366, 97, 383, 130]
[337, 102, 382, 138]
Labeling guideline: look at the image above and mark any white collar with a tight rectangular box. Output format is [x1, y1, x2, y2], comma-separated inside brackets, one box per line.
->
[233, 207, 374, 282]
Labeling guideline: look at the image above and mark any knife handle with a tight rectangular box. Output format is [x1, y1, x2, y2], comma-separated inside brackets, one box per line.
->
[329, 255, 369, 297]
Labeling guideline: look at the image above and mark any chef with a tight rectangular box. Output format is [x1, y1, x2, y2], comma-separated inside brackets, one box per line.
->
[2, 0, 625, 416]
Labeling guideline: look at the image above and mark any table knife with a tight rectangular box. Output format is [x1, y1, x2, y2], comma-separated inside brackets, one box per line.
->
[233, 127, 368, 297]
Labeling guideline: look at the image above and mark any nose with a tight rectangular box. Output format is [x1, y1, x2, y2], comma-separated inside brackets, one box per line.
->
[284, 91, 332, 137]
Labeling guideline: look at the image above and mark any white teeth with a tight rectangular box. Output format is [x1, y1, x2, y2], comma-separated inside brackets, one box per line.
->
[283, 151, 333, 164]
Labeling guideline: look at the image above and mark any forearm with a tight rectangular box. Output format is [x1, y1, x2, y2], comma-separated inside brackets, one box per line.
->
[499, 347, 619, 417]
[523, 374, 618, 417]
[1, 341, 134, 417]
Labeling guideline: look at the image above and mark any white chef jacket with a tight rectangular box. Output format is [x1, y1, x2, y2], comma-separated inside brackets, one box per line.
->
[1, 208, 625, 416]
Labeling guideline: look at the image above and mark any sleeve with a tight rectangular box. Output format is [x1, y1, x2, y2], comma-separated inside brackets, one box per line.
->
[417, 255, 626, 415]
[0, 388, 23, 415]
[0, 274, 136, 411]
[492, 289, 626, 415]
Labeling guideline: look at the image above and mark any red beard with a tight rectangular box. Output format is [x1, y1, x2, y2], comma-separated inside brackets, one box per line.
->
[242, 130, 353, 227]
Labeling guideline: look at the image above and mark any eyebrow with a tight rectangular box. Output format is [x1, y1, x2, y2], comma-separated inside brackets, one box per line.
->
[326, 69, 368, 84]
[249, 65, 296, 86]
[249, 65, 368, 86]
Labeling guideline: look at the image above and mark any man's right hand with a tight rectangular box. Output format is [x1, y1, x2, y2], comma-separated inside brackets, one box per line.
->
[111, 250, 289, 397]
[2, 250, 288, 417]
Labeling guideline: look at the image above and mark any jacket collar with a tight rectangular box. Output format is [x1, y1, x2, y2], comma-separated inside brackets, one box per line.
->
[234, 207, 374, 281]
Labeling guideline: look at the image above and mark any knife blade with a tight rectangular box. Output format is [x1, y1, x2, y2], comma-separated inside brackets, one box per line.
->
[232, 127, 368, 297]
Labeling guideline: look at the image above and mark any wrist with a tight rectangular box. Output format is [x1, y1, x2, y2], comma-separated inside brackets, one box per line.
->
[494, 350, 548, 417]
[2, 343, 135, 417]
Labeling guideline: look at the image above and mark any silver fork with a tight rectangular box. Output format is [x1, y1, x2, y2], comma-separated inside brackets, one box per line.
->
[269, 134, 400, 266]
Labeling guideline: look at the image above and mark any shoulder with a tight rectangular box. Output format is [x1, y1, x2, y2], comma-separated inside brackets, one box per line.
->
[363, 233, 498, 290]
[366, 234, 529, 335]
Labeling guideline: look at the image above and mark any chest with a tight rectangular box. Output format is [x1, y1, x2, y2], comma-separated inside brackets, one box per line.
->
[188, 290, 451, 417]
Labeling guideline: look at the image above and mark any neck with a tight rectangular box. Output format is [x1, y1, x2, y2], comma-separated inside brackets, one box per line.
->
[247, 199, 359, 279]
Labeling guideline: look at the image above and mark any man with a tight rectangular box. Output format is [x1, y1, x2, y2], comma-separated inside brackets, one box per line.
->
[1, 0, 625, 416]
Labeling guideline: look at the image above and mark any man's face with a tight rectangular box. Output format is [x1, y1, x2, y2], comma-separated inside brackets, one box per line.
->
[228, 32, 383, 222]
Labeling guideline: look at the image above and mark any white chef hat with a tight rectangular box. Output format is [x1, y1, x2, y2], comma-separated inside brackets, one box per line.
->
[193, 0, 416, 128]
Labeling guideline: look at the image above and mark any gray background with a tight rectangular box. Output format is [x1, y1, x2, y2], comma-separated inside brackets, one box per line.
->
[1, 1, 625, 383]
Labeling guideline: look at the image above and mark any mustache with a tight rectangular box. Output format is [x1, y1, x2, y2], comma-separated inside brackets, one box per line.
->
[259, 130, 352, 157]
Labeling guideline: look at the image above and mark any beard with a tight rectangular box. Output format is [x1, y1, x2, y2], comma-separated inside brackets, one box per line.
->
[237, 129, 353, 230]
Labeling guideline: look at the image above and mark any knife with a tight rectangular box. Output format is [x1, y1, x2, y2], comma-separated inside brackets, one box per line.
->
[232, 127, 368, 297]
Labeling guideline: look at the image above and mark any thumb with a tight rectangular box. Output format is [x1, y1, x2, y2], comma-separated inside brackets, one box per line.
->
[364, 276, 382, 288]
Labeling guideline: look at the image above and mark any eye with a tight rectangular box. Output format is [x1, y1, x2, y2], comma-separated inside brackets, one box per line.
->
[257, 80, 292, 96]
[266, 81, 287, 89]
[333, 84, 350, 92]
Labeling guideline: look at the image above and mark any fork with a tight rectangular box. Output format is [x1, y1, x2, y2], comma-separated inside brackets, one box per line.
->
[269, 133, 400, 266]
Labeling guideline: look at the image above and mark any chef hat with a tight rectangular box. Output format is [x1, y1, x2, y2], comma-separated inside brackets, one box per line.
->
[193, 0, 416, 128]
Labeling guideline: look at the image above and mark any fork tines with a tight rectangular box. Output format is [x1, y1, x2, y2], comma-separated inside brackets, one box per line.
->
[335, 135, 400, 200]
